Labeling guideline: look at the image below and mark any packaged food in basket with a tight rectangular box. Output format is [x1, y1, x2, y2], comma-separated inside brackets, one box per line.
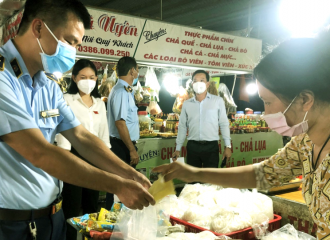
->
[86, 219, 116, 232]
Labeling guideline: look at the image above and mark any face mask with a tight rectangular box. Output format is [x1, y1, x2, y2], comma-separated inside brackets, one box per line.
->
[37, 22, 76, 73]
[77, 80, 96, 95]
[193, 82, 207, 94]
[132, 70, 139, 85]
[263, 96, 309, 137]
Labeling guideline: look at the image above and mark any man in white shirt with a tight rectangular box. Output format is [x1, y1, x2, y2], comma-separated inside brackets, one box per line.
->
[173, 70, 232, 168]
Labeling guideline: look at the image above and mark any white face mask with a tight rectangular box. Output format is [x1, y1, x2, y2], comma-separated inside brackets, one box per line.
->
[193, 82, 207, 94]
[77, 79, 96, 95]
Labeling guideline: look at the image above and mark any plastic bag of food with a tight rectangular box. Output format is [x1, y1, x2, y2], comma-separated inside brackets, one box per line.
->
[145, 67, 161, 101]
[208, 81, 219, 96]
[110, 205, 158, 240]
[261, 224, 316, 240]
[147, 101, 162, 115]
[172, 87, 189, 114]
[218, 83, 237, 114]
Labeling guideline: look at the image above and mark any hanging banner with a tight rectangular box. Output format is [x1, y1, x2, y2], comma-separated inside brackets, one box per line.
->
[134, 20, 262, 72]
[77, 8, 146, 59]
[78, 8, 262, 73]
[136, 132, 283, 181]
[1, 7, 262, 73]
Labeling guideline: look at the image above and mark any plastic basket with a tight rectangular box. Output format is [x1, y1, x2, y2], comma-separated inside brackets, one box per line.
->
[170, 214, 282, 240]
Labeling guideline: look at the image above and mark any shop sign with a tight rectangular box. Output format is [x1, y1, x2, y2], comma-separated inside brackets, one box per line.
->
[135, 20, 262, 72]
[79, 8, 261, 72]
[77, 8, 146, 59]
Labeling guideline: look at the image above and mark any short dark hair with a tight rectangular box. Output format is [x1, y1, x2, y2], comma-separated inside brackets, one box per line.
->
[192, 70, 210, 82]
[116, 57, 137, 77]
[67, 59, 100, 98]
[18, 0, 90, 35]
[254, 36, 330, 104]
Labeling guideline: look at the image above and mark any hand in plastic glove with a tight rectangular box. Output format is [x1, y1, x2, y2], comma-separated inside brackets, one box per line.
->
[116, 179, 155, 210]
[130, 149, 139, 166]
[152, 161, 197, 182]
[133, 171, 152, 189]
[172, 151, 180, 161]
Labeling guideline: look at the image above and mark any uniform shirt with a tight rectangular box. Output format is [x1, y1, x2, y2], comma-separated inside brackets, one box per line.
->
[253, 133, 330, 239]
[0, 39, 80, 209]
[56, 93, 111, 150]
[107, 79, 139, 141]
[176, 92, 231, 151]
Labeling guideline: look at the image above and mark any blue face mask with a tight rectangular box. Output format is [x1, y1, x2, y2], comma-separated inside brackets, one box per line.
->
[37, 22, 76, 74]
[133, 71, 139, 85]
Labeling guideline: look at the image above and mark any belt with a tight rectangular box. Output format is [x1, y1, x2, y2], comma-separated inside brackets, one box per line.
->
[190, 140, 217, 145]
[110, 136, 136, 145]
[0, 199, 63, 221]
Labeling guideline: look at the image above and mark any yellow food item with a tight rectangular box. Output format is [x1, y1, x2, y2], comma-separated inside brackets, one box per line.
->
[148, 174, 176, 203]
[98, 208, 109, 222]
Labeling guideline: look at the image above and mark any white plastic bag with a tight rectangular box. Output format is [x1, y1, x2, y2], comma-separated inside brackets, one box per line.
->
[110, 205, 158, 240]
[261, 224, 316, 240]
[145, 67, 160, 101]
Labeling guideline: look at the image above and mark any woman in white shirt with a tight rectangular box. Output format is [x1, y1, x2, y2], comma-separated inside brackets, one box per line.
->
[56, 59, 111, 240]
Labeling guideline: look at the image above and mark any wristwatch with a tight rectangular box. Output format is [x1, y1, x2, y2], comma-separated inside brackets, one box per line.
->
[225, 145, 231, 149]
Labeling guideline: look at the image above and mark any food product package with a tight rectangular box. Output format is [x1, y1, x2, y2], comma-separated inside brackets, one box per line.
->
[208, 81, 219, 96]
[218, 83, 237, 114]
[148, 174, 176, 204]
[147, 101, 162, 115]
[261, 224, 316, 240]
[145, 67, 161, 101]
[172, 87, 189, 114]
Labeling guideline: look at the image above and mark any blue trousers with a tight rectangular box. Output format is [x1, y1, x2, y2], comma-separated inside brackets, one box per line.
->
[0, 209, 66, 240]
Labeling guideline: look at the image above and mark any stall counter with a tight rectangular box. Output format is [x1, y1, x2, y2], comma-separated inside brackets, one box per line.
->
[136, 131, 283, 182]
[269, 190, 317, 237]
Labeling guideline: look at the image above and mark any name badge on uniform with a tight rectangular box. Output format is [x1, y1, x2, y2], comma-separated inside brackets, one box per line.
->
[40, 109, 60, 123]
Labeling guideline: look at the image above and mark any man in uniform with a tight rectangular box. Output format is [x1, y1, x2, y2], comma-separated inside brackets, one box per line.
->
[0, 1, 154, 239]
[106, 56, 140, 209]
[172, 70, 232, 168]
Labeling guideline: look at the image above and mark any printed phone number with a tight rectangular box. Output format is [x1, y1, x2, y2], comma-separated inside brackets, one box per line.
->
[77, 46, 130, 57]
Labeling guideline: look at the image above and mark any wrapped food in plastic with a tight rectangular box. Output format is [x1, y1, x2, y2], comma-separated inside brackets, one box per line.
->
[172, 87, 189, 114]
[145, 67, 161, 101]
[218, 83, 237, 114]
[134, 81, 143, 103]
[147, 101, 162, 115]
[208, 81, 219, 96]
[261, 224, 316, 240]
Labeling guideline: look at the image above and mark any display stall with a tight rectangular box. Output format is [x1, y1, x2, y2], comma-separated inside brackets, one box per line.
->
[2, 7, 307, 240]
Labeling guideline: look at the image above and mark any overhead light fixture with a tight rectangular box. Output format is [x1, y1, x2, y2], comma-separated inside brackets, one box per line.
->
[279, 0, 330, 38]
[163, 73, 180, 96]
[246, 83, 258, 95]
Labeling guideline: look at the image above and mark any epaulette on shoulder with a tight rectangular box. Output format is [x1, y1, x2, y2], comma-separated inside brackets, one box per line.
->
[0, 54, 4, 71]
[45, 72, 59, 83]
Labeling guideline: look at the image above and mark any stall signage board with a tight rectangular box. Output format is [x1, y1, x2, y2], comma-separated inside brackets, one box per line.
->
[78, 8, 261, 72]
[136, 132, 283, 182]
[78, 8, 146, 59]
[134, 19, 262, 72]
[1, 7, 262, 73]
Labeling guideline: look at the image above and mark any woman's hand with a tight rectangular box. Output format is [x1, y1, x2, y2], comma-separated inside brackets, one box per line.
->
[152, 162, 198, 182]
